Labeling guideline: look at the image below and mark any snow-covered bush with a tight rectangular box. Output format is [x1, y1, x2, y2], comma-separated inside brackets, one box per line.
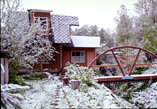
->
[130, 82, 157, 108]
[64, 62, 98, 92]
[59, 84, 129, 108]
[130, 64, 157, 108]
[1, 84, 30, 109]
[142, 65, 157, 74]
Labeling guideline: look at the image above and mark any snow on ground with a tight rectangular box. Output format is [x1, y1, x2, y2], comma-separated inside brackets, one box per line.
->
[19, 74, 134, 108]
[21, 76, 60, 109]
[2, 64, 156, 108]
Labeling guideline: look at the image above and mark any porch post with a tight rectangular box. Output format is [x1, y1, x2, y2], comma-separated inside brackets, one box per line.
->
[40, 60, 43, 73]
[60, 44, 62, 69]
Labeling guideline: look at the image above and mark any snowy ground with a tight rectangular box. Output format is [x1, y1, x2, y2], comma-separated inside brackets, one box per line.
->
[18, 75, 134, 108]
[1, 65, 156, 108]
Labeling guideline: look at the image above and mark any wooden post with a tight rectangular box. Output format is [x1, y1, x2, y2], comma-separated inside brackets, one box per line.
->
[1, 57, 9, 85]
[4, 57, 8, 84]
[71, 80, 80, 90]
[1, 58, 4, 85]
[40, 60, 43, 73]
[60, 44, 62, 69]
[94, 48, 96, 65]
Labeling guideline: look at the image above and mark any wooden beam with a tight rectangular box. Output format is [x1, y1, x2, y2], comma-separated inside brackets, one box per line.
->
[91, 63, 157, 68]
[96, 74, 157, 82]
[40, 60, 43, 73]
[60, 44, 62, 69]
[91, 64, 119, 68]
[135, 63, 157, 66]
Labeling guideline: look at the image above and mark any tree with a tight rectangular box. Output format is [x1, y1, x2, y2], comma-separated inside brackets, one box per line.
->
[134, 0, 157, 20]
[88, 25, 99, 36]
[1, 0, 56, 81]
[71, 25, 100, 36]
[134, 0, 157, 53]
[71, 25, 90, 36]
[114, 5, 134, 46]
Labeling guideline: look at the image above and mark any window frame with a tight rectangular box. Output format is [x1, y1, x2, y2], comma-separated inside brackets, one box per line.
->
[34, 17, 48, 31]
[71, 51, 85, 63]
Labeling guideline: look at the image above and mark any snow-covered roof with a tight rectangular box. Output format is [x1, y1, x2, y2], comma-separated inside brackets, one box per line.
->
[67, 36, 100, 48]
[28, 9, 52, 13]
[51, 14, 79, 43]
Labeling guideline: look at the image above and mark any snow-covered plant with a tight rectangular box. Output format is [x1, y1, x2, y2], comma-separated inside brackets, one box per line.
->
[1, 84, 30, 109]
[130, 82, 157, 108]
[64, 62, 98, 92]
[142, 65, 157, 74]
[59, 83, 130, 108]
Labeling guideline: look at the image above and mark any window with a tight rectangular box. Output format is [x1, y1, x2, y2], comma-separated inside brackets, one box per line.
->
[34, 17, 48, 30]
[71, 51, 85, 63]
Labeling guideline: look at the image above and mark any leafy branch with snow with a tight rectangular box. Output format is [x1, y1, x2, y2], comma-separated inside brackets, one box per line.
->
[1, 84, 30, 109]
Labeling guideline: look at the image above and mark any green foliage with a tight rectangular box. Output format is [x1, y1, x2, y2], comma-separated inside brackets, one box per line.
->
[22, 72, 48, 81]
[110, 82, 150, 102]
[9, 61, 20, 84]
[142, 23, 157, 54]
[132, 66, 149, 75]
[9, 76, 27, 86]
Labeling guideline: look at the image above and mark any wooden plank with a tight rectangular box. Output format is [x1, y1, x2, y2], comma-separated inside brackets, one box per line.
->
[135, 63, 157, 66]
[91, 63, 157, 68]
[96, 74, 157, 82]
[91, 64, 119, 68]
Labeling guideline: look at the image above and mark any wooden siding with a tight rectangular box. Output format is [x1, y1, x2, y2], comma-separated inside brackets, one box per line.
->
[62, 47, 96, 71]
[33, 46, 97, 72]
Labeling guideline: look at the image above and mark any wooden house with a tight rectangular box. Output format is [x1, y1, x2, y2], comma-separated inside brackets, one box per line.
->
[27, 9, 100, 72]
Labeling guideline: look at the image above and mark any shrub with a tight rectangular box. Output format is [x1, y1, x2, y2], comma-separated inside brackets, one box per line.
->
[64, 62, 98, 92]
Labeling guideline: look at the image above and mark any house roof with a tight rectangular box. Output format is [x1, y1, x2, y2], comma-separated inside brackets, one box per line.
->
[51, 14, 79, 43]
[28, 9, 53, 13]
[66, 36, 100, 48]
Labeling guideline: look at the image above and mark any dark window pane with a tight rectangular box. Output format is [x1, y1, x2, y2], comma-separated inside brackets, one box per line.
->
[72, 52, 75, 56]
[76, 52, 80, 56]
